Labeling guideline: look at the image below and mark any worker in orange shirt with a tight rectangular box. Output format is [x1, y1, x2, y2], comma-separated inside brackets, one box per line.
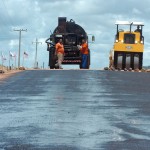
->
[79, 39, 89, 69]
[55, 39, 64, 69]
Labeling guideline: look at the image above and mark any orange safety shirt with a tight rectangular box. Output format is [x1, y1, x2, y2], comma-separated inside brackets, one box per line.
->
[55, 42, 64, 54]
[80, 43, 89, 54]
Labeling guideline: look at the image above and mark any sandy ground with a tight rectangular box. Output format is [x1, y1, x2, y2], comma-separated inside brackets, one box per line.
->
[1, 66, 150, 81]
[0, 68, 23, 80]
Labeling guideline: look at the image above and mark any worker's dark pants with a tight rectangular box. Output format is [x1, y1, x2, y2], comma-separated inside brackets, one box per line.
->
[81, 54, 88, 69]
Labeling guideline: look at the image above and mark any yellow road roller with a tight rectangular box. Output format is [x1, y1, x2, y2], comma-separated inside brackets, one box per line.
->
[109, 21, 144, 70]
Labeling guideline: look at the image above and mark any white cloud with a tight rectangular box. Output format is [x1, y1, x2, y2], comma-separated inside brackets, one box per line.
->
[9, 39, 18, 47]
[132, 8, 142, 15]
[0, 0, 150, 69]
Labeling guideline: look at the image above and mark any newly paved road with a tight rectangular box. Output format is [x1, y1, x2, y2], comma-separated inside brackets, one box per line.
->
[0, 70, 150, 150]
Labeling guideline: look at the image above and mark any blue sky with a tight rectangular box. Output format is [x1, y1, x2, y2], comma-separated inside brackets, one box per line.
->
[1, 0, 150, 69]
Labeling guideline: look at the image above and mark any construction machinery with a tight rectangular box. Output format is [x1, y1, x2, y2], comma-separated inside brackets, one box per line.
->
[109, 21, 144, 70]
[45, 17, 94, 69]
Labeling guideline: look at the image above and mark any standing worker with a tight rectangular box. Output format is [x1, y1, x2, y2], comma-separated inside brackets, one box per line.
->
[55, 39, 64, 69]
[78, 39, 89, 69]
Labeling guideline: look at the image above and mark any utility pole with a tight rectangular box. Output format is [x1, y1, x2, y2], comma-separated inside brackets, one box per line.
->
[43, 62, 44, 69]
[14, 29, 27, 68]
[32, 38, 42, 68]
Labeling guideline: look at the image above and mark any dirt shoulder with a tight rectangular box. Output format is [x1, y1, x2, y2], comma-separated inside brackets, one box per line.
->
[0, 69, 23, 81]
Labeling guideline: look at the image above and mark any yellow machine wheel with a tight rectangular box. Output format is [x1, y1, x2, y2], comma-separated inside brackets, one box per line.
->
[114, 52, 143, 70]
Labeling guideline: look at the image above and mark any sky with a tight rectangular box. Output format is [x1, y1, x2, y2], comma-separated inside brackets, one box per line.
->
[1, 0, 150, 69]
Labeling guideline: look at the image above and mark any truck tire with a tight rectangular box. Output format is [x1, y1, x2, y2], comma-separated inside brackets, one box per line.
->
[50, 66, 55, 69]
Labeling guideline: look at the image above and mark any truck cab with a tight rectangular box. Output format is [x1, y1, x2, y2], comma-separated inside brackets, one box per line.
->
[46, 17, 91, 69]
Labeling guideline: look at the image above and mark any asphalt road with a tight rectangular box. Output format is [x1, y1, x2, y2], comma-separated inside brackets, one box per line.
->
[0, 70, 150, 150]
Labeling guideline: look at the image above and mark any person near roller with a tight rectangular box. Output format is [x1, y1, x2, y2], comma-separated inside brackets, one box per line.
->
[55, 39, 64, 69]
[79, 39, 89, 69]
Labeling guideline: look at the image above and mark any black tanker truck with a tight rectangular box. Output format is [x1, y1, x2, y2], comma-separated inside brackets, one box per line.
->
[45, 17, 92, 69]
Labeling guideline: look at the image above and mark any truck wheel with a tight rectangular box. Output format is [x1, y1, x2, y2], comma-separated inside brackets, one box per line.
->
[87, 64, 90, 69]
[79, 63, 82, 69]
[50, 66, 55, 69]
[87, 54, 90, 69]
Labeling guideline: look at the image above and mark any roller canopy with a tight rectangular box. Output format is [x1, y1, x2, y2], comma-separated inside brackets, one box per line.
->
[115, 21, 144, 26]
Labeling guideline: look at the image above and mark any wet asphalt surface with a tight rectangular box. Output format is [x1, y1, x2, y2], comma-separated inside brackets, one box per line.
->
[0, 70, 150, 150]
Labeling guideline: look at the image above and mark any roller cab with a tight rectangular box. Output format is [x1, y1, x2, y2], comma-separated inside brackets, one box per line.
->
[109, 21, 144, 70]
